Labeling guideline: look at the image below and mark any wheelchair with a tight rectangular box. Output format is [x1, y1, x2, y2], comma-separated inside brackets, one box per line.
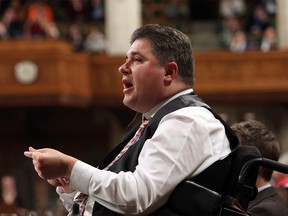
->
[166, 145, 288, 216]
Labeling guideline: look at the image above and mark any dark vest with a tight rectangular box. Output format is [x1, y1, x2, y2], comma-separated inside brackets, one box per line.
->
[92, 93, 238, 215]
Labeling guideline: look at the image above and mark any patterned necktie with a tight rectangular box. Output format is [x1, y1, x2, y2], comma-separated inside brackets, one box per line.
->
[104, 119, 149, 171]
[75, 119, 149, 215]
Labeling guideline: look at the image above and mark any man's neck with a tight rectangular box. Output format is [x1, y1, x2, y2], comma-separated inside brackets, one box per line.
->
[144, 88, 193, 120]
[256, 177, 270, 189]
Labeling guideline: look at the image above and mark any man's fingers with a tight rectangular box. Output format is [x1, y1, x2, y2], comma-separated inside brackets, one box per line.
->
[29, 146, 36, 151]
[24, 146, 37, 158]
[59, 177, 70, 185]
[47, 179, 61, 187]
[24, 151, 32, 158]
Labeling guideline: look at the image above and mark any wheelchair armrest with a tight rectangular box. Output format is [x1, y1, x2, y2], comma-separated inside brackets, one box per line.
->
[168, 180, 222, 215]
[167, 180, 251, 216]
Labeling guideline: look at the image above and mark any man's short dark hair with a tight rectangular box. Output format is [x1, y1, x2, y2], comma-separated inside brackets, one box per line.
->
[231, 120, 280, 181]
[130, 24, 195, 87]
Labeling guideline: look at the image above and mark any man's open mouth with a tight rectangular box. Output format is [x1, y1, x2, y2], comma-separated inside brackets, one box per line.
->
[123, 79, 134, 90]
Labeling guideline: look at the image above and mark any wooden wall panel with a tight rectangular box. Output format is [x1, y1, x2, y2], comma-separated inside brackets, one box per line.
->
[195, 50, 288, 92]
[194, 50, 288, 103]
[89, 55, 123, 106]
[1, 40, 288, 107]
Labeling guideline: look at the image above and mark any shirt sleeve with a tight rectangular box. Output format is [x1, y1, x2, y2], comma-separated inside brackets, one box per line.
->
[69, 106, 231, 215]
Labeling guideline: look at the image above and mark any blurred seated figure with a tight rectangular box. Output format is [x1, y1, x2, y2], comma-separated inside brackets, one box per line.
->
[229, 30, 247, 52]
[65, 22, 85, 52]
[250, 4, 270, 37]
[0, 6, 23, 39]
[0, 175, 24, 215]
[274, 172, 288, 209]
[219, 0, 246, 19]
[66, 0, 88, 23]
[84, 27, 106, 54]
[219, 16, 243, 49]
[165, 0, 190, 19]
[24, 0, 59, 39]
[262, 0, 277, 19]
[231, 120, 287, 216]
[273, 152, 288, 209]
[88, 0, 104, 22]
[260, 26, 277, 52]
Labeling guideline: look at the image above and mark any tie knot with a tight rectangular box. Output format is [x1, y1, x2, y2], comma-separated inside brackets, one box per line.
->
[141, 119, 149, 128]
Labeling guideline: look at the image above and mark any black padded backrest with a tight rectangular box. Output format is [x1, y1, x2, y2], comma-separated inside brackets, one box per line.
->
[191, 105, 240, 194]
[191, 145, 261, 211]
[165, 145, 261, 215]
[192, 154, 233, 194]
[225, 145, 261, 210]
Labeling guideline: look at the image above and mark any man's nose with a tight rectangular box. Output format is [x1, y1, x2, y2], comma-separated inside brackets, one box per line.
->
[119, 62, 130, 74]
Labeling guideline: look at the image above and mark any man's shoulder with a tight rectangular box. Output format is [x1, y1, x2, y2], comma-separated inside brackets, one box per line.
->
[249, 186, 287, 215]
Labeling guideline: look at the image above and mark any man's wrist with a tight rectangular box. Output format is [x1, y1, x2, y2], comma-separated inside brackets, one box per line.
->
[56, 186, 75, 195]
[65, 156, 78, 178]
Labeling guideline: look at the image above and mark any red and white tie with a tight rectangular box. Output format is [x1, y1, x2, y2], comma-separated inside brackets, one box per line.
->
[104, 119, 149, 171]
[75, 119, 149, 215]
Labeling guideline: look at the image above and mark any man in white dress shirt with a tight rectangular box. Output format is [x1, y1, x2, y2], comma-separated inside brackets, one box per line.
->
[24, 24, 233, 215]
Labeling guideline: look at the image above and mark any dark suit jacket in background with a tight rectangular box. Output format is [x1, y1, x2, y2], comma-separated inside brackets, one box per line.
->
[248, 186, 288, 216]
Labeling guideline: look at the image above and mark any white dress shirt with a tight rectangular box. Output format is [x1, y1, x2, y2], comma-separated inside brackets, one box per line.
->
[57, 89, 231, 215]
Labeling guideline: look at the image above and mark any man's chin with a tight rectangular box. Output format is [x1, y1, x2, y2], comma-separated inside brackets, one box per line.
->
[123, 98, 138, 111]
[123, 98, 132, 107]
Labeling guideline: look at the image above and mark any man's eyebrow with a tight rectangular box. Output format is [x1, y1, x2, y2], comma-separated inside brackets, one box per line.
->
[126, 51, 144, 59]
[129, 51, 141, 56]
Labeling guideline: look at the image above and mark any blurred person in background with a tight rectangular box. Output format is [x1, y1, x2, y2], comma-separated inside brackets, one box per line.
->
[273, 152, 288, 209]
[84, 26, 106, 54]
[24, 0, 59, 39]
[229, 30, 248, 52]
[219, 16, 243, 49]
[231, 120, 287, 216]
[0, 5, 23, 39]
[260, 26, 277, 52]
[0, 175, 25, 215]
[165, 0, 190, 19]
[88, 0, 104, 22]
[219, 0, 246, 19]
[66, 0, 88, 23]
[65, 22, 85, 52]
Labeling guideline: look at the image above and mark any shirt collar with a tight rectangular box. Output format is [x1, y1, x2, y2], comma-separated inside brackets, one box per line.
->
[143, 88, 193, 121]
[258, 183, 271, 192]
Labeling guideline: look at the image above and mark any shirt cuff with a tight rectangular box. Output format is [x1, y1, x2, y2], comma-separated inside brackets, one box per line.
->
[56, 187, 77, 206]
[69, 160, 97, 194]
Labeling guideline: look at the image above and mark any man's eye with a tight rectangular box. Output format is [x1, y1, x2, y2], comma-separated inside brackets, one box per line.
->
[134, 58, 142, 62]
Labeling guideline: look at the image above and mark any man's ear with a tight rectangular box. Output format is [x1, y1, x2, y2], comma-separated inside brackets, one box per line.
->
[164, 62, 178, 82]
